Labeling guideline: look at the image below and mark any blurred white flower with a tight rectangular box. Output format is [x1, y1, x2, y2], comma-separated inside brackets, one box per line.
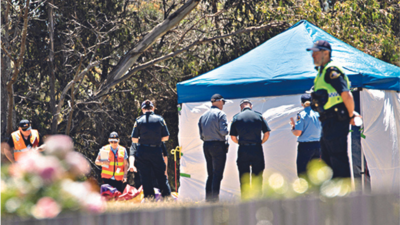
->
[61, 179, 91, 200]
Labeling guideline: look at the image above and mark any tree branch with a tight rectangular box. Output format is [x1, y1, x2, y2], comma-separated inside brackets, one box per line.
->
[95, 0, 201, 98]
[93, 21, 288, 96]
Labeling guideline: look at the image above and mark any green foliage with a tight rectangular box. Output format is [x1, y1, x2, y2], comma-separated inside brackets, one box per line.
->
[240, 159, 354, 201]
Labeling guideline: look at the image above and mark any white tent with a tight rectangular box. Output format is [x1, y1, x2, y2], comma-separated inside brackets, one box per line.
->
[176, 21, 400, 200]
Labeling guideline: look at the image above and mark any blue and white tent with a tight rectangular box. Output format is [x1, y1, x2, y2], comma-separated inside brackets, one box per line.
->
[177, 20, 400, 200]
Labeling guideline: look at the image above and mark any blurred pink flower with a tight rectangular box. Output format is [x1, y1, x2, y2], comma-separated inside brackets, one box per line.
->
[45, 135, 74, 159]
[38, 156, 65, 184]
[82, 193, 106, 214]
[31, 197, 61, 219]
[65, 151, 91, 177]
[17, 151, 43, 174]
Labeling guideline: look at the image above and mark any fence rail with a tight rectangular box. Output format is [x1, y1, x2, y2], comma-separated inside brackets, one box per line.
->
[2, 193, 399, 225]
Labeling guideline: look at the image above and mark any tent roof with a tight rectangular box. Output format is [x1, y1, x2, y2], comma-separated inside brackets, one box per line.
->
[177, 20, 400, 103]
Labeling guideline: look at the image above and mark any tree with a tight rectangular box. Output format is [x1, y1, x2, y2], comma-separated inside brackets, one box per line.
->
[1, 0, 31, 136]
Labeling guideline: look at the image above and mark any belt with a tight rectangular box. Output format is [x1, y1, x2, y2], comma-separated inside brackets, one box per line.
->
[139, 144, 162, 147]
[204, 140, 225, 142]
[240, 143, 260, 146]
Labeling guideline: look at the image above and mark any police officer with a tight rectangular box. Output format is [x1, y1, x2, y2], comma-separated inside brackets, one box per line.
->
[129, 142, 169, 190]
[131, 100, 171, 198]
[198, 93, 229, 202]
[306, 40, 360, 178]
[289, 94, 322, 176]
[3, 119, 45, 163]
[95, 132, 128, 193]
[230, 100, 271, 196]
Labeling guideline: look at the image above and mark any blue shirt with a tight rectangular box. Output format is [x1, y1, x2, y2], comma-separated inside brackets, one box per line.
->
[230, 107, 271, 144]
[295, 107, 322, 142]
[131, 112, 170, 145]
[198, 106, 229, 141]
[98, 146, 128, 180]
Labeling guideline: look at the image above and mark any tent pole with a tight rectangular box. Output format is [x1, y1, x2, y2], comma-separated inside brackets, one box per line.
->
[361, 147, 365, 193]
[349, 130, 355, 190]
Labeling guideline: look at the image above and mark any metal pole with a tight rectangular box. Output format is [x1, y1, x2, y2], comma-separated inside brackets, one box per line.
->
[361, 147, 365, 193]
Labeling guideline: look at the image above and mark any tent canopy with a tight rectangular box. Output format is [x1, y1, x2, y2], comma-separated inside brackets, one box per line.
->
[177, 20, 400, 103]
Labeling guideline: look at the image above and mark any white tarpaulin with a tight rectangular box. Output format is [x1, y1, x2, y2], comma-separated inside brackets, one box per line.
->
[179, 95, 308, 201]
[360, 89, 400, 192]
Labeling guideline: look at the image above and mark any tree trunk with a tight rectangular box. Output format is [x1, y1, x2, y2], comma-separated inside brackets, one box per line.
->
[1, 1, 11, 140]
[1, 56, 10, 141]
[48, 0, 57, 134]
[5, 0, 30, 136]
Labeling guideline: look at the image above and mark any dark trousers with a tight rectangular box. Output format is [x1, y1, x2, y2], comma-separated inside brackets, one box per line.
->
[296, 141, 321, 176]
[102, 178, 125, 193]
[129, 161, 166, 190]
[320, 118, 351, 178]
[237, 144, 265, 196]
[136, 145, 171, 198]
[203, 141, 227, 202]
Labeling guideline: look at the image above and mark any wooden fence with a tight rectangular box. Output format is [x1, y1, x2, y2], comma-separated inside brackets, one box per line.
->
[2, 193, 399, 225]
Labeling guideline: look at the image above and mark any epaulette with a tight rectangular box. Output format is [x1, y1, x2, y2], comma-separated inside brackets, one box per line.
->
[232, 113, 240, 120]
[254, 111, 263, 116]
[136, 114, 145, 121]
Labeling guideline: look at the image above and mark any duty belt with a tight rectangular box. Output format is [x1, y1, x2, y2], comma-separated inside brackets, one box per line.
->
[139, 144, 162, 147]
[240, 143, 260, 146]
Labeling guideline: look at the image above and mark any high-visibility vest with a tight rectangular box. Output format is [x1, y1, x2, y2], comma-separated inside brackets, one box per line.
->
[314, 61, 351, 110]
[100, 145, 126, 181]
[11, 129, 40, 162]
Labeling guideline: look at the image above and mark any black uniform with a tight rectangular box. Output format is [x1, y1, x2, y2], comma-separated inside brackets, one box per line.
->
[131, 112, 171, 198]
[318, 66, 351, 178]
[230, 107, 271, 195]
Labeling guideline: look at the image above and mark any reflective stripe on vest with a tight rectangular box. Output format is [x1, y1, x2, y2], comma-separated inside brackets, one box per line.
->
[100, 145, 125, 181]
[14, 148, 31, 153]
[11, 130, 39, 162]
[314, 61, 351, 110]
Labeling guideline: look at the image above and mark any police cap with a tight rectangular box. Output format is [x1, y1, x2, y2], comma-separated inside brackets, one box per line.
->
[301, 94, 312, 103]
[19, 119, 31, 131]
[211, 93, 226, 103]
[141, 100, 154, 109]
[109, 131, 119, 139]
[306, 40, 331, 52]
[240, 99, 252, 105]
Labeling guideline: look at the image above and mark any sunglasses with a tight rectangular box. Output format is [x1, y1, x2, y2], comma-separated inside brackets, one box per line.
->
[109, 141, 118, 144]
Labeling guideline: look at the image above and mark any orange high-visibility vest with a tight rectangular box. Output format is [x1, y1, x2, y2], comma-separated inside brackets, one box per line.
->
[11, 129, 40, 162]
[100, 145, 126, 181]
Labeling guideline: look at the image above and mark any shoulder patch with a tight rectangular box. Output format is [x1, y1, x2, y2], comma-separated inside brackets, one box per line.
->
[330, 70, 341, 79]
[134, 121, 137, 128]
[297, 114, 301, 122]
